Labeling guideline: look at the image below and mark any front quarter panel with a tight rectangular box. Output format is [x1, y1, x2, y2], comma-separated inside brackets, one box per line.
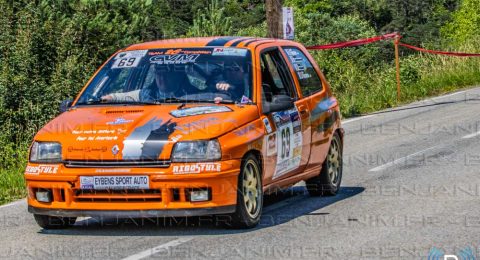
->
[218, 118, 265, 161]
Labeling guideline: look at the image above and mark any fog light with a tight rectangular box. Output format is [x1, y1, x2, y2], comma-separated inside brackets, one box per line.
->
[36, 190, 52, 203]
[190, 189, 209, 202]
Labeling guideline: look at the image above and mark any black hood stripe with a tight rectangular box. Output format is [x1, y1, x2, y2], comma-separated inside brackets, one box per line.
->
[244, 39, 262, 47]
[230, 37, 254, 47]
[206, 36, 242, 46]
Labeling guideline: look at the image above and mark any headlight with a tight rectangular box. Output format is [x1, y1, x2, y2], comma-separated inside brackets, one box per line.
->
[29, 142, 62, 163]
[171, 140, 221, 162]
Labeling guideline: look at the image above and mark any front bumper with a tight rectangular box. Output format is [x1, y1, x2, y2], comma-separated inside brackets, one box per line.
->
[25, 160, 240, 216]
[28, 205, 236, 218]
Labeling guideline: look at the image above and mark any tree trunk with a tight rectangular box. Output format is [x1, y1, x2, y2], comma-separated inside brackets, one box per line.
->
[266, 0, 283, 38]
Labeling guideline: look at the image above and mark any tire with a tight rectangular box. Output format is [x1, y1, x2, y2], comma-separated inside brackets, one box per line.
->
[306, 132, 343, 196]
[224, 154, 263, 229]
[34, 214, 76, 229]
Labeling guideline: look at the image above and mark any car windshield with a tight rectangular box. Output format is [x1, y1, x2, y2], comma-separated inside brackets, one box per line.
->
[76, 47, 253, 105]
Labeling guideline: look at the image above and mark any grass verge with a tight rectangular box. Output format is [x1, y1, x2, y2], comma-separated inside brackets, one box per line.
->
[0, 167, 26, 205]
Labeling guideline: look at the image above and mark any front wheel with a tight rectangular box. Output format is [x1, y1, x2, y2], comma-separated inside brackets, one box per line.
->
[34, 214, 76, 229]
[306, 132, 343, 196]
[224, 154, 263, 229]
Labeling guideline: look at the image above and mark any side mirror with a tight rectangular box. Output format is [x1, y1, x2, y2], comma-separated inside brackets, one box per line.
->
[263, 94, 294, 114]
[59, 99, 73, 113]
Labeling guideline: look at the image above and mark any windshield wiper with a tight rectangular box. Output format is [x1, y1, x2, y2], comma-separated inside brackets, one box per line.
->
[155, 97, 234, 104]
[77, 99, 160, 106]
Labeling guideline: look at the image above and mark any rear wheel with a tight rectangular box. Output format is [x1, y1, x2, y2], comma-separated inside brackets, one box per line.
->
[306, 132, 343, 196]
[224, 154, 263, 229]
[34, 214, 76, 229]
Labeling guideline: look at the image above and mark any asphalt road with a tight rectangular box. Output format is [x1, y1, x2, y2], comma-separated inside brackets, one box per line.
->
[2, 87, 480, 259]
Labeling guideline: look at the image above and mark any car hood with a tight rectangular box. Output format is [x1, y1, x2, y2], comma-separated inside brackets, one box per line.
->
[35, 104, 259, 161]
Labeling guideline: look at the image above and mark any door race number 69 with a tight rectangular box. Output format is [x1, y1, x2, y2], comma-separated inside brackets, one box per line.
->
[273, 108, 302, 178]
[280, 126, 291, 159]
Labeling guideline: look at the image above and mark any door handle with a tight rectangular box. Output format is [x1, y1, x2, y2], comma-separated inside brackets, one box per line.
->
[297, 105, 308, 115]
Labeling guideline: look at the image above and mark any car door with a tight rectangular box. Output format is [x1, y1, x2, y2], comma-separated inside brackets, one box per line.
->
[258, 46, 311, 185]
[281, 46, 337, 169]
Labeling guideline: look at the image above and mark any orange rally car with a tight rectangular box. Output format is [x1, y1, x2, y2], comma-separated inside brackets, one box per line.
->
[25, 36, 344, 229]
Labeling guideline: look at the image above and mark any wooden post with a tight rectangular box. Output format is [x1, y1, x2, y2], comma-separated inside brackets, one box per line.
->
[394, 36, 401, 102]
[266, 0, 283, 38]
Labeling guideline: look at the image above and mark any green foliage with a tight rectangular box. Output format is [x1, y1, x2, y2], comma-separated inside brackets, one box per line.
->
[0, 0, 191, 169]
[235, 21, 268, 37]
[187, 0, 233, 37]
[442, 0, 480, 44]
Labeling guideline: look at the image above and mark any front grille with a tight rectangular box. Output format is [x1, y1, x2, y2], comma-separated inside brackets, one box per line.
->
[74, 189, 162, 202]
[64, 160, 170, 168]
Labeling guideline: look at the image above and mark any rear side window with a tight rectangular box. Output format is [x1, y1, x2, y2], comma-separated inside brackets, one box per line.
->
[282, 47, 323, 96]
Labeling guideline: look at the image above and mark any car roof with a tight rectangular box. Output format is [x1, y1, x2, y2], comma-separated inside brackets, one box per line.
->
[125, 36, 301, 51]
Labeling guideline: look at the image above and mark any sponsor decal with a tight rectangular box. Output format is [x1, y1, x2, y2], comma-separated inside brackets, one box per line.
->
[150, 54, 200, 65]
[95, 169, 131, 173]
[165, 49, 182, 55]
[173, 163, 221, 174]
[148, 49, 212, 56]
[72, 129, 119, 141]
[212, 47, 248, 56]
[115, 50, 148, 60]
[272, 107, 303, 179]
[106, 117, 134, 125]
[234, 124, 256, 136]
[75, 136, 118, 141]
[266, 133, 277, 156]
[170, 106, 232, 118]
[263, 117, 273, 134]
[80, 176, 94, 189]
[111, 144, 120, 156]
[123, 117, 176, 160]
[80, 176, 149, 190]
[273, 110, 292, 125]
[72, 129, 115, 135]
[67, 146, 107, 153]
[214, 97, 223, 104]
[25, 165, 59, 175]
[117, 128, 127, 135]
[284, 48, 312, 79]
[241, 95, 252, 104]
[112, 50, 148, 69]
[170, 134, 182, 142]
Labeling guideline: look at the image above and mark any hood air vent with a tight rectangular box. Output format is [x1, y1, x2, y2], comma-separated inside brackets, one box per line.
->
[104, 109, 144, 114]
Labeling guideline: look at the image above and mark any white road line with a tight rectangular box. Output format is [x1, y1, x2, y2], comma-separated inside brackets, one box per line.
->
[368, 145, 441, 172]
[122, 237, 194, 260]
[341, 88, 476, 125]
[428, 90, 467, 102]
[342, 115, 374, 125]
[462, 131, 480, 139]
[0, 199, 25, 210]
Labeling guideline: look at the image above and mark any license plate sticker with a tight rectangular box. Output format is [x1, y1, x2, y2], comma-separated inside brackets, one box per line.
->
[80, 176, 149, 190]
